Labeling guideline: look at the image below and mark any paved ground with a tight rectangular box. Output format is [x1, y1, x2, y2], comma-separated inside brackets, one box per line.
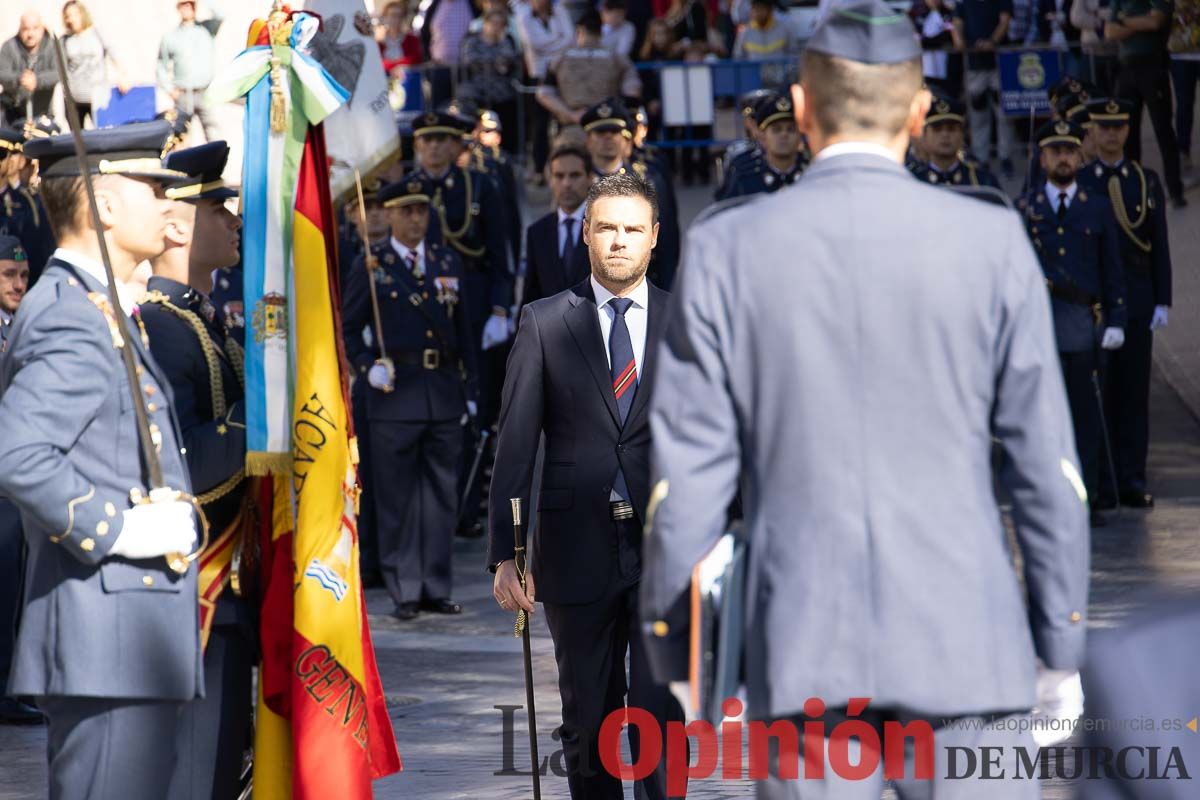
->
[3, 124, 1200, 798]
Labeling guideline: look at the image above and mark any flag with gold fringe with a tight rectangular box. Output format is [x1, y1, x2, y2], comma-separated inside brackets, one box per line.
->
[207, 6, 402, 796]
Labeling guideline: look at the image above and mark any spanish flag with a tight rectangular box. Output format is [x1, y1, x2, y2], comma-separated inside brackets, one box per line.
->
[207, 9, 401, 796]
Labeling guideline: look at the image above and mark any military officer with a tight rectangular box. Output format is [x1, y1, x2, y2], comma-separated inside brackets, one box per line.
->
[718, 88, 769, 184]
[1019, 119, 1127, 525]
[1079, 98, 1171, 510]
[0, 120, 201, 799]
[581, 99, 680, 288]
[0, 129, 38, 267]
[459, 106, 523, 284]
[209, 261, 245, 347]
[135, 141, 254, 800]
[11, 117, 58, 280]
[342, 175, 479, 620]
[916, 94, 1000, 188]
[643, 4, 1090, 796]
[722, 92, 807, 198]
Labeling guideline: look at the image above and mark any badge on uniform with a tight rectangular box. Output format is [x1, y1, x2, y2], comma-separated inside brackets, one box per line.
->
[433, 276, 460, 308]
[223, 301, 245, 331]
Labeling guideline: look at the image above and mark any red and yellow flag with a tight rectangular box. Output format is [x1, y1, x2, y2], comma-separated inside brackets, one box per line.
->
[252, 115, 401, 800]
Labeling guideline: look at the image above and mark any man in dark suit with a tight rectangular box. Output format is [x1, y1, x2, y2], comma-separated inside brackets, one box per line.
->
[489, 173, 682, 800]
[521, 144, 593, 310]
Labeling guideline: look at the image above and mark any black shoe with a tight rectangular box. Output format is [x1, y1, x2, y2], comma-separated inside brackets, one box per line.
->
[1171, 193, 1188, 208]
[392, 602, 420, 621]
[1119, 490, 1154, 509]
[456, 522, 484, 539]
[420, 598, 463, 614]
[1089, 510, 1108, 528]
[0, 697, 44, 725]
[361, 569, 384, 588]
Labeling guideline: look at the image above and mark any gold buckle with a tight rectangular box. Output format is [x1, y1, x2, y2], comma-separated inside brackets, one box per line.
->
[422, 349, 440, 370]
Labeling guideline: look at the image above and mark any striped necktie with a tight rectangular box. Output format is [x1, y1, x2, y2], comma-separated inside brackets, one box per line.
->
[608, 297, 636, 505]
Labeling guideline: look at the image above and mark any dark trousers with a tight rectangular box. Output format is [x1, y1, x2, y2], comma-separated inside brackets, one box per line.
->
[352, 380, 380, 575]
[531, 99, 552, 174]
[1170, 58, 1200, 157]
[1103, 319, 1153, 497]
[41, 697, 182, 800]
[1082, 53, 1120, 96]
[167, 622, 254, 800]
[542, 541, 683, 800]
[373, 418, 462, 605]
[0, 498, 22, 694]
[1117, 57, 1184, 198]
[1060, 348, 1102, 505]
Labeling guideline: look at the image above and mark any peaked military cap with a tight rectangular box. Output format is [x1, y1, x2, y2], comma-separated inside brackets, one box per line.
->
[164, 141, 238, 201]
[362, 175, 387, 204]
[0, 235, 26, 262]
[925, 93, 965, 125]
[478, 108, 502, 131]
[1036, 119, 1084, 148]
[157, 108, 193, 152]
[1086, 97, 1134, 126]
[753, 92, 795, 129]
[739, 88, 774, 118]
[378, 173, 433, 208]
[16, 115, 60, 140]
[581, 100, 630, 134]
[806, 0, 921, 65]
[413, 109, 466, 137]
[23, 120, 188, 180]
[0, 128, 22, 155]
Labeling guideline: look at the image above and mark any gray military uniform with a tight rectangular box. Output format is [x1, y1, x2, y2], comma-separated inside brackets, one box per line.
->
[642, 152, 1091, 797]
[0, 256, 201, 798]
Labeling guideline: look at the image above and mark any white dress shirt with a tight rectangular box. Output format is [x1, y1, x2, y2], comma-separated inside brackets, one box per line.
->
[390, 238, 426, 274]
[813, 141, 901, 164]
[52, 247, 139, 310]
[557, 204, 586, 258]
[1044, 181, 1078, 211]
[591, 274, 648, 380]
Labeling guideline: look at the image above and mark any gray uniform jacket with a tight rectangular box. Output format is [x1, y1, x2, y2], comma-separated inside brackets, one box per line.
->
[641, 153, 1091, 720]
[0, 258, 202, 700]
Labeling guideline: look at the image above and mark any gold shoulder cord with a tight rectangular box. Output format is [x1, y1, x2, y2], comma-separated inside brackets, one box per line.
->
[435, 168, 486, 259]
[140, 291, 228, 419]
[1107, 165, 1152, 253]
[967, 162, 979, 186]
[19, 188, 40, 227]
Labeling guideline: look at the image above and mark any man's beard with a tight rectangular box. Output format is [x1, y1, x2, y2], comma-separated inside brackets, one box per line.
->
[1049, 163, 1077, 185]
[591, 250, 651, 288]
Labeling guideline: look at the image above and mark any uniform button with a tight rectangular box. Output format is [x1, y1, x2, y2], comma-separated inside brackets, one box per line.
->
[147, 402, 158, 412]
[1057, 227, 1064, 235]
[180, 447, 187, 455]
[1058, 248, 1066, 256]
[1069, 611, 1081, 623]
[144, 384, 156, 396]
[422, 292, 429, 299]
[426, 331, 433, 339]
[96, 521, 109, 536]
[80, 537, 95, 552]
[617, 444, 625, 452]
[104, 502, 116, 518]
[390, 291, 399, 299]
[652, 620, 669, 637]
[142, 575, 155, 587]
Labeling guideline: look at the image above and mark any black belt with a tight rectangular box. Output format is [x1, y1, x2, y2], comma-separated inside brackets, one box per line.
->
[1047, 280, 1098, 308]
[389, 348, 457, 370]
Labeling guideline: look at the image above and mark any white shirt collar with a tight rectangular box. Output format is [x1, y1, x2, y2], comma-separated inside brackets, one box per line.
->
[1044, 181, 1078, 206]
[53, 247, 109, 287]
[558, 203, 586, 224]
[591, 274, 648, 311]
[391, 238, 425, 263]
[814, 141, 901, 164]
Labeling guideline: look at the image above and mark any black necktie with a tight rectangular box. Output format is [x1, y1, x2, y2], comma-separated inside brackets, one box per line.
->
[561, 217, 575, 261]
[1056, 192, 1067, 220]
[608, 297, 637, 502]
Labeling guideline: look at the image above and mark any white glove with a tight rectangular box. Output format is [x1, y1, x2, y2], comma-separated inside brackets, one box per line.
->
[110, 501, 198, 560]
[1031, 667, 1084, 747]
[1100, 326, 1125, 350]
[1150, 305, 1169, 330]
[466, 400, 478, 418]
[367, 362, 393, 392]
[481, 314, 510, 351]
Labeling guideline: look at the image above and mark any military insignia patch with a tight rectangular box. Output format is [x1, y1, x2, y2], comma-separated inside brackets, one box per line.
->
[1106, 100, 1119, 115]
[1055, 121, 1070, 136]
[222, 300, 245, 331]
[1094, 164, 1103, 178]
[1078, 191, 1088, 202]
[775, 97, 791, 112]
[597, 103, 612, 118]
[407, 180, 423, 194]
[251, 292, 288, 344]
[935, 100, 950, 114]
[434, 276, 460, 305]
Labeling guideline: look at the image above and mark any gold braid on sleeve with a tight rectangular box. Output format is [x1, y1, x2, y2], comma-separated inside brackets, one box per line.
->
[1107, 168, 1152, 254]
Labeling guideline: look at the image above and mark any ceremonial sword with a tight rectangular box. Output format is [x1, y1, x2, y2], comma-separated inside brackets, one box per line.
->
[49, 33, 208, 573]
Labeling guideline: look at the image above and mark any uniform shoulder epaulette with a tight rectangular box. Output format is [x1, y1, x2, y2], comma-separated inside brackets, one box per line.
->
[950, 184, 1014, 210]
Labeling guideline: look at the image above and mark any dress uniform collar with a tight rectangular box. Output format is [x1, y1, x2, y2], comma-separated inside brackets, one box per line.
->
[145, 275, 200, 307]
[1044, 180, 1078, 208]
[390, 237, 425, 268]
[52, 247, 110, 288]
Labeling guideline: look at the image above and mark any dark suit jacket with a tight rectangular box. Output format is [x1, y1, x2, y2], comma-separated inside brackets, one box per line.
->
[1035, 0, 1079, 44]
[488, 278, 670, 605]
[521, 210, 589, 311]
